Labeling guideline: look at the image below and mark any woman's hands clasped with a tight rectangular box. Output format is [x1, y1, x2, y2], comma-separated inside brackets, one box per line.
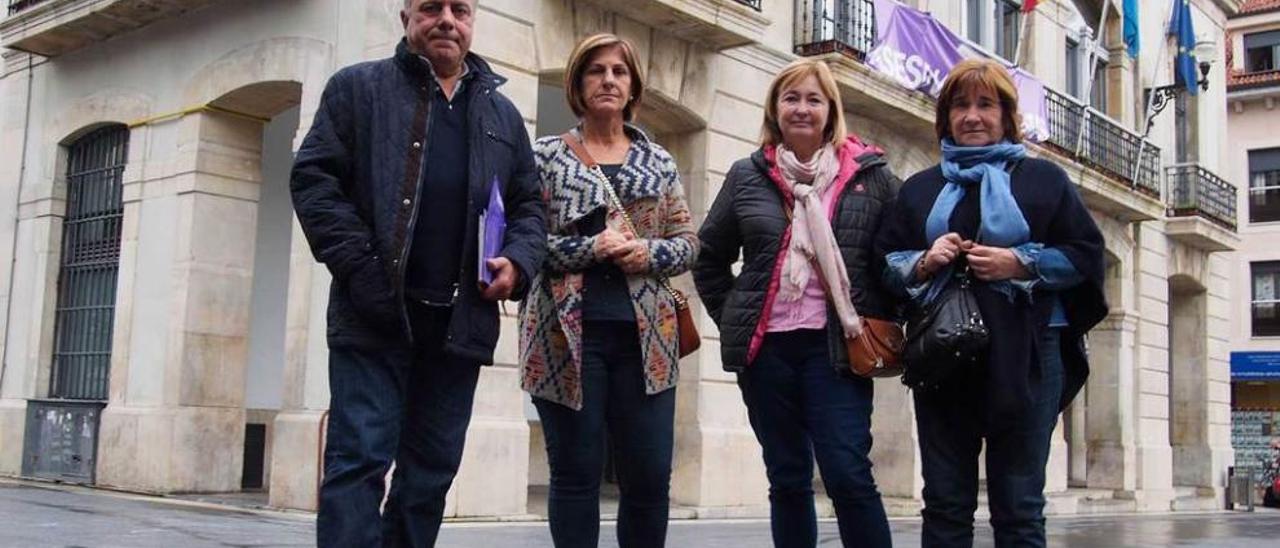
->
[593, 228, 650, 274]
[918, 232, 1029, 282]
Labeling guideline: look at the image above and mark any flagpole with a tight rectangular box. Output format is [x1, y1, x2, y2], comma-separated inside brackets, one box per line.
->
[1130, 0, 1179, 188]
[1013, 2, 1034, 67]
[1075, 0, 1113, 157]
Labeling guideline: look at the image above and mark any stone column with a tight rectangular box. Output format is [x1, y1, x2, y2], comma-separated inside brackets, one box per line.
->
[869, 383, 923, 503]
[669, 156, 770, 512]
[670, 313, 769, 514]
[1169, 284, 1210, 488]
[668, 93, 769, 515]
[1085, 310, 1139, 493]
[1066, 393, 1088, 487]
[448, 320, 531, 518]
[95, 110, 263, 493]
[1131, 224, 1174, 510]
[1046, 418, 1069, 493]
[1204, 256, 1235, 497]
[266, 224, 330, 510]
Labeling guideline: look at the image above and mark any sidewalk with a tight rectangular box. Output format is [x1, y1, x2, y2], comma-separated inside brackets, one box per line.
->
[5, 479, 1280, 547]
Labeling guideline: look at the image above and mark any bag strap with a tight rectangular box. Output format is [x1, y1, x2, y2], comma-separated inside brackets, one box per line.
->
[779, 197, 872, 350]
[559, 132, 688, 308]
[560, 132, 638, 234]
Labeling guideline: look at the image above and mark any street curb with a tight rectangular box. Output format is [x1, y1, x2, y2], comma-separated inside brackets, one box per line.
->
[2, 476, 1264, 526]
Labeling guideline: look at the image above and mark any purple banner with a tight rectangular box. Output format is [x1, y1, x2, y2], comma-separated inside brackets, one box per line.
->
[866, 1, 1047, 143]
[1012, 68, 1049, 142]
[866, 3, 965, 97]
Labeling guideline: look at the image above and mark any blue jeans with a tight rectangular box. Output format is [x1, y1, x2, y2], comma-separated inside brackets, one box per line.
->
[913, 329, 1066, 548]
[534, 321, 676, 548]
[317, 304, 481, 548]
[737, 329, 892, 548]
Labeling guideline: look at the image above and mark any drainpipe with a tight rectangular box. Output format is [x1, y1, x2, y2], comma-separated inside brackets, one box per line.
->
[0, 53, 36, 395]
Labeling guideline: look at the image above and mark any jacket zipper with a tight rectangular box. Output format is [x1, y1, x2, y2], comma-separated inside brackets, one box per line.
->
[447, 85, 494, 344]
[397, 83, 434, 342]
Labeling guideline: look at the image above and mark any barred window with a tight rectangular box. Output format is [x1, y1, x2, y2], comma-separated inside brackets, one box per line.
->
[49, 125, 128, 400]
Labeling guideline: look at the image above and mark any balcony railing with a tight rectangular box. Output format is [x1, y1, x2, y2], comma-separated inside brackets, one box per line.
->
[7, 0, 47, 15]
[1044, 88, 1162, 197]
[793, 0, 876, 59]
[1167, 163, 1237, 230]
[733, 0, 763, 10]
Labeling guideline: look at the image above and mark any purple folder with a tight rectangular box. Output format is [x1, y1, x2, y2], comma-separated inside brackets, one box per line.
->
[478, 176, 506, 286]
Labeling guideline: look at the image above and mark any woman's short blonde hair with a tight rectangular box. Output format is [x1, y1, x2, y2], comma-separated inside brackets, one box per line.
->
[760, 59, 848, 148]
[563, 34, 645, 122]
[935, 58, 1023, 144]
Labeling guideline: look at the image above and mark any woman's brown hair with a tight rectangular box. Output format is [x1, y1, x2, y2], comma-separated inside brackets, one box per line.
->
[760, 59, 848, 148]
[934, 58, 1023, 144]
[564, 33, 645, 122]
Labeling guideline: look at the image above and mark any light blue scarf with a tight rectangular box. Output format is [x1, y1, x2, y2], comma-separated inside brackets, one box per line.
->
[925, 139, 1029, 245]
[919, 139, 1029, 303]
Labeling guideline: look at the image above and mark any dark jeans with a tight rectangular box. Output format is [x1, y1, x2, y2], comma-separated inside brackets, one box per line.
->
[534, 321, 676, 548]
[913, 329, 1065, 548]
[737, 329, 892, 548]
[317, 303, 482, 548]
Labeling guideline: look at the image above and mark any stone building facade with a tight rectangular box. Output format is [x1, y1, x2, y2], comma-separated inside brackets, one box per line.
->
[0, 0, 1242, 517]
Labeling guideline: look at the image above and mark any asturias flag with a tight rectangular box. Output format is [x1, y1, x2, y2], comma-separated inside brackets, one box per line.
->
[1169, 0, 1199, 96]
[1124, 0, 1140, 58]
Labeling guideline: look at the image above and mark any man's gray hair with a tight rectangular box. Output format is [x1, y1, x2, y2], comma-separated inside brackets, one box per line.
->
[404, 0, 477, 7]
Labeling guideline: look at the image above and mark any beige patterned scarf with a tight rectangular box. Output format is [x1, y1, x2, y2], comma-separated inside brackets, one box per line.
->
[776, 144, 862, 339]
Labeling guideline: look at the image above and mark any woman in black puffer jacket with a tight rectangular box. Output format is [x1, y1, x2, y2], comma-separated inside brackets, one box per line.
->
[692, 58, 901, 548]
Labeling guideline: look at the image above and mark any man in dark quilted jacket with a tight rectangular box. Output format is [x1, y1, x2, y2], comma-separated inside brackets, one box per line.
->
[290, 1, 545, 545]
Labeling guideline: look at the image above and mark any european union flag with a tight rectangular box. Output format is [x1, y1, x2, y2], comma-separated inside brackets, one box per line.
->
[1169, 0, 1199, 96]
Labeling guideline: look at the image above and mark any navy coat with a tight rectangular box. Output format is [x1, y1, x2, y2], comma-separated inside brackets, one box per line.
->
[875, 157, 1107, 431]
[291, 40, 546, 364]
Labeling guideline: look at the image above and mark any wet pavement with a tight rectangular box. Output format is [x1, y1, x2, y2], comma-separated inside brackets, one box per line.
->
[4, 480, 1280, 547]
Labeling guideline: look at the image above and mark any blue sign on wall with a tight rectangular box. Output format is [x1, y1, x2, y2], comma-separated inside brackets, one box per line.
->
[1232, 352, 1280, 380]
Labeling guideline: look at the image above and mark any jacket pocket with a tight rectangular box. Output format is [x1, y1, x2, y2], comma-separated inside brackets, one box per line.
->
[480, 123, 516, 194]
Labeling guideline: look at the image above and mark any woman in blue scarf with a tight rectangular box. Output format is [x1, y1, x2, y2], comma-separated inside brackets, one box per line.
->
[874, 59, 1107, 547]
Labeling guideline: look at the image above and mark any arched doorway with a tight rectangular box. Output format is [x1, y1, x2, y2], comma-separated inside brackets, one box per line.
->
[90, 80, 304, 494]
[207, 81, 303, 492]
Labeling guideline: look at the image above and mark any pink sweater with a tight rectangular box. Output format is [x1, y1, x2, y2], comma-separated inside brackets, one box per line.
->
[766, 178, 842, 333]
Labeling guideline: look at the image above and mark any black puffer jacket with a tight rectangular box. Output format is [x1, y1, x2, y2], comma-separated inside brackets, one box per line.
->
[694, 142, 902, 373]
[291, 40, 545, 364]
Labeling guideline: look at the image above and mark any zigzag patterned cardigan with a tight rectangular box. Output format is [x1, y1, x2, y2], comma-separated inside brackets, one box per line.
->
[519, 127, 699, 410]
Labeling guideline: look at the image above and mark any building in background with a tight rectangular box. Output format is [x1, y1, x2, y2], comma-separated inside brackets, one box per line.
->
[0, 0, 1242, 516]
[1226, 0, 1280, 473]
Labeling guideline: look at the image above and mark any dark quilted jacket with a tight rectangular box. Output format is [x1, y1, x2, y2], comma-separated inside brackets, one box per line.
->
[694, 144, 902, 373]
[290, 40, 546, 364]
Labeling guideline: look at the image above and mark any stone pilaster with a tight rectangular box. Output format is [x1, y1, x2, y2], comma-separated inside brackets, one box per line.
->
[96, 110, 263, 493]
[1086, 311, 1139, 492]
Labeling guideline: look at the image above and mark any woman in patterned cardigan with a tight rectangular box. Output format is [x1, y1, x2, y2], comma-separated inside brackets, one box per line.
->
[518, 33, 698, 548]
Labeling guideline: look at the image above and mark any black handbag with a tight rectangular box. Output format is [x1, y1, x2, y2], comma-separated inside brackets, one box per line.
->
[902, 265, 989, 390]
